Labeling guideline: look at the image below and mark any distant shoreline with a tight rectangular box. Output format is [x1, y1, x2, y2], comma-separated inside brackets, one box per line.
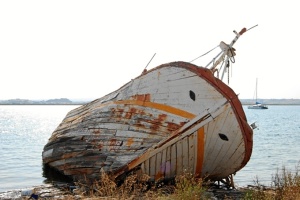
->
[1, 98, 300, 106]
[0, 98, 90, 105]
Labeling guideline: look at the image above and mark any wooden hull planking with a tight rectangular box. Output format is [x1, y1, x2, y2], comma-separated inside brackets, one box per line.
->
[42, 61, 253, 182]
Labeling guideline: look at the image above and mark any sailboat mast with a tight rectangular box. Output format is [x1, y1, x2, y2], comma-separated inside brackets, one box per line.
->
[256, 78, 258, 103]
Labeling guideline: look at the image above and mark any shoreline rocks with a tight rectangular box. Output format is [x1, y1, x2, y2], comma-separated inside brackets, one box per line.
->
[0, 183, 80, 200]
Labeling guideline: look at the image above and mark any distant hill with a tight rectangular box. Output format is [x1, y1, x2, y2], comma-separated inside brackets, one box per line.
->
[0, 98, 90, 105]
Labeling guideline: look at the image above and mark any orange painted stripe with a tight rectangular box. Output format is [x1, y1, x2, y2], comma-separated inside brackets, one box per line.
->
[95, 99, 195, 119]
[115, 100, 195, 119]
[195, 127, 205, 177]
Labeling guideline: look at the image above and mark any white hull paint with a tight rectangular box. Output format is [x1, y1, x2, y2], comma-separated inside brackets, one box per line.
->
[43, 27, 255, 184]
[42, 62, 253, 182]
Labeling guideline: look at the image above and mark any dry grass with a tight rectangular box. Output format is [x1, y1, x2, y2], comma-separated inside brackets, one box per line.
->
[59, 163, 300, 200]
[160, 172, 210, 200]
[72, 169, 158, 199]
[244, 163, 300, 200]
[69, 169, 208, 200]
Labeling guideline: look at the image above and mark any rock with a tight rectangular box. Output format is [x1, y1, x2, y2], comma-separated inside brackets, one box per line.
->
[0, 184, 80, 200]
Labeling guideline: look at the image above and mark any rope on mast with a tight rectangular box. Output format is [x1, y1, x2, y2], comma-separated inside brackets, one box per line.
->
[246, 24, 258, 32]
[190, 45, 219, 63]
[142, 53, 156, 74]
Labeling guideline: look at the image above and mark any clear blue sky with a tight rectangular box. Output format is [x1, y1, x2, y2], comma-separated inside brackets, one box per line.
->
[1, 0, 299, 100]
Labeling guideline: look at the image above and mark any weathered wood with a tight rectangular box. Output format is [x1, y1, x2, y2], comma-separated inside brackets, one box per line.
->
[42, 61, 253, 184]
[149, 156, 156, 180]
[165, 146, 171, 179]
[155, 152, 162, 181]
[161, 148, 167, 179]
[176, 139, 183, 175]
[182, 137, 189, 172]
[188, 133, 195, 174]
[170, 144, 177, 178]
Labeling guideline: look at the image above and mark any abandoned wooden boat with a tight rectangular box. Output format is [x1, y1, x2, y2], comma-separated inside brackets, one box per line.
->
[42, 27, 254, 185]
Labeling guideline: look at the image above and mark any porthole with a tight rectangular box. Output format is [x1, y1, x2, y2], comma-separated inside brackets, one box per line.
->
[189, 90, 196, 101]
[218, 133, 229, 141]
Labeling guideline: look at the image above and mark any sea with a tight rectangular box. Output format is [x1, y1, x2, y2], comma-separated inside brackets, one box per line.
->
[0, 105, 299, 192]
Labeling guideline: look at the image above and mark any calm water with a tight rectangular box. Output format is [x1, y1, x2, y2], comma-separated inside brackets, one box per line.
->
[0, 105, 299, 192]
[235, 105, 300, 187]
[0, 105, 79, 192]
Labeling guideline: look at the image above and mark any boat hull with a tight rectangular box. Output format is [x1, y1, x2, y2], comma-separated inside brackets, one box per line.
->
[42, 61, 253, 182]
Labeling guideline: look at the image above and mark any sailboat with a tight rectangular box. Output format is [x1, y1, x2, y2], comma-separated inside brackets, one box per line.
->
[42, 27, 255, 187]
[248, 78, 268, 109]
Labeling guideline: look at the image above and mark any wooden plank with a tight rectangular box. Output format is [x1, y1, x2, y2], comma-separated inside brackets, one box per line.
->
[188, 133, 195, 174]
[202, 113, 226, 174]
[206, 108, 231, 169]
[144, 158, 150, 176]
[221, 142, 245, 177]
[165, 146, 171, 179]
[149, 155, 156, 180]
[115, 130, 164, 139]
[140, 162, 146, 176]
[210, 114, 245, 173]
[110, 154, 138, 171]
[170, 144, 177, 178]
[195, 127, 205, 177]
[176, 139, 183, 175]
[161, 148, 167, 180]
[155, 152, 162, 181]
[182, 136, 189, 173]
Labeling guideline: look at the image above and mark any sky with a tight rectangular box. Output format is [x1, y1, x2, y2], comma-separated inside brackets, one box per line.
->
[1, 0, 299, 100]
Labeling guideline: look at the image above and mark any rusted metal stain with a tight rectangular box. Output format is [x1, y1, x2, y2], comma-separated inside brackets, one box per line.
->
[149, 113, 167, 132]
[166, 121, 182, 132]
[126, 138, 134, 147]
[131, 94, 151, 102]
[109, 104, 180, 135]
